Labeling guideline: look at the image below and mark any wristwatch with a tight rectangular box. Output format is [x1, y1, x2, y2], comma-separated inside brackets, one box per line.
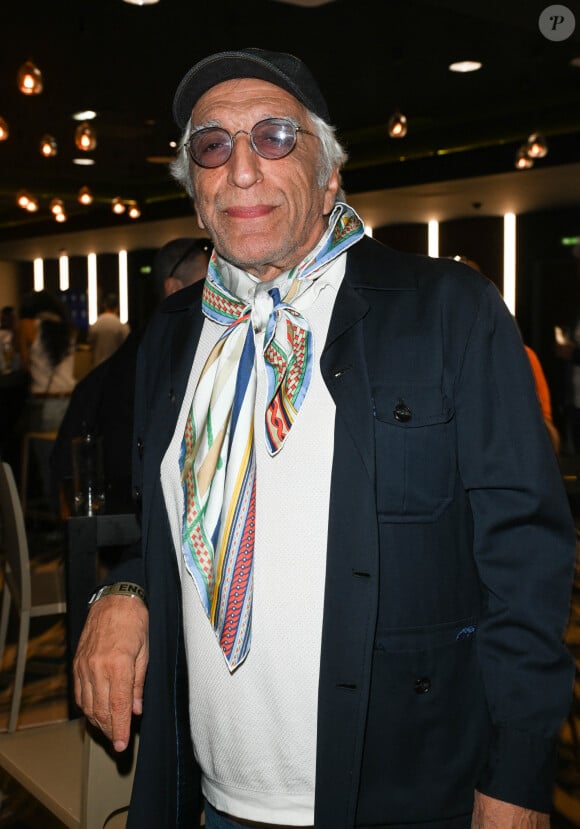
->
[88, 582, 147, 607]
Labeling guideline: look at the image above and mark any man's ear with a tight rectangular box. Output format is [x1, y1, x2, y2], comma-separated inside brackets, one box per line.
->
[323, 169, 340, 215]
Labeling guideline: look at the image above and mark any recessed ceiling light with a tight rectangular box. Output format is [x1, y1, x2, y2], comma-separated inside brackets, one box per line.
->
[448, 60, 482, 73]
[72, 110, 97, 121]
[72, 158, 95, 166]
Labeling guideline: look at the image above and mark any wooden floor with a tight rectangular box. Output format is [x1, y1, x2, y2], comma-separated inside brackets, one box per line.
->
[1, 526, 580, 827]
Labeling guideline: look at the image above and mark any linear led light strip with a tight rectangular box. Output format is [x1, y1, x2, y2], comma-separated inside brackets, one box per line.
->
[118, 250, 129, 324]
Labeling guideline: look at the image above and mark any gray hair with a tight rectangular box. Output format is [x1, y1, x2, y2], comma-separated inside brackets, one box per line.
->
[169, 110, 348, 203]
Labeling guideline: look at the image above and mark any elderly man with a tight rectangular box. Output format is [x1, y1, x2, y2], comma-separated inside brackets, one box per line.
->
[74, 48, 576, 829]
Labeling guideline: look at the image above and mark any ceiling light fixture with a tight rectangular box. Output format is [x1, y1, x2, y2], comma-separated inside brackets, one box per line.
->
[49, 198, 64, 216]
[16, 190, 31, 209]
[72, 158, 95, 166]
[25, 195, 39, 212]
[0, 117, 9, 141]
[40, 134, 58, 157]
[55, 211, 67, 223]
[122, 0, 160, 4]
[127, 203, 141, 219]
[112, 197, 126, 215]
[17, 59, 43, 95]
[72, 110, 97, 121]
[515, 145, 534, 170]
[387, 110, 408, 138]
[74, 121, 97, 151]
[448, 60, 482, 73]
[78, 186, 94, 205]
[526, 133, 548, 159]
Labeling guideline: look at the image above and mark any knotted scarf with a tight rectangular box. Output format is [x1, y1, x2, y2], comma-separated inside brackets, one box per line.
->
[180, 202, 364, 669]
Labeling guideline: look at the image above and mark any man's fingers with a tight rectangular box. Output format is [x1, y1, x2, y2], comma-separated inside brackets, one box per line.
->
[72, 595, 149, 748]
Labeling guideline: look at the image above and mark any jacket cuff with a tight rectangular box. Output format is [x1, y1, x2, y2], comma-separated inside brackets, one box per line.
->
[476, 726, 558, 813]
[103, 555, 144, 589]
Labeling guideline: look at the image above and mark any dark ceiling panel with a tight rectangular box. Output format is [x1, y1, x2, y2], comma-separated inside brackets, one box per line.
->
[1, 0, 579, 241]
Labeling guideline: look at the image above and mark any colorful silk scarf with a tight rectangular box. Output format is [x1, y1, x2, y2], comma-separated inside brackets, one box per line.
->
[180, 202, 364, 670]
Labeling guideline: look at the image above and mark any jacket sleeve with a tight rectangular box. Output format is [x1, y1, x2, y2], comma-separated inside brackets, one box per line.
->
[454, 279, 576, 811]
[101, 324, 152, 590]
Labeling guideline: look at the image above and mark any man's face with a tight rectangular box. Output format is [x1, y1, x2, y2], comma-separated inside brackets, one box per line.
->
[189, 78, 339, 282]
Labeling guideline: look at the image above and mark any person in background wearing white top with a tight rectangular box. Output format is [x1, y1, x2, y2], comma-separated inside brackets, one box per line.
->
[73, 48, 576, 829]
[18, 289, 76, 433]
[17, 289, 76, 515]
[88, 292, 130, 367]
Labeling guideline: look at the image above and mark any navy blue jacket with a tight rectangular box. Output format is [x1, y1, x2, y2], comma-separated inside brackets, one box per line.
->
[118, 236, 575, 828]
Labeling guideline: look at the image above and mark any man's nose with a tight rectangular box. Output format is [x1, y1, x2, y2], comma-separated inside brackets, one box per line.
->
[227, 133, 263, 187]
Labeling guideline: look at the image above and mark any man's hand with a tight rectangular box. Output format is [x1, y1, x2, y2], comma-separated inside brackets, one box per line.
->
[73, 595, 149, 752]
[472, 792, 550, 828]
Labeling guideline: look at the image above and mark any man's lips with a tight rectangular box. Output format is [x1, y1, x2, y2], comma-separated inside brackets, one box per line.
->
[223, 204, 274, 219]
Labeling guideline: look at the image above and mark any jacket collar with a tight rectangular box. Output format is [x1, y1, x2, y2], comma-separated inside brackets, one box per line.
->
[342, 234, 418, 291]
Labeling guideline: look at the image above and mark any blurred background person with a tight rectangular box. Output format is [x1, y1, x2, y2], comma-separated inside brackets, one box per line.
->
[51, 237, 212, 518]
[524, 343, 560, 456]
[0, 305, 19, 373]
[18, 289, 76, 433]
[88, 292, 130, 367]
[17, 289, 76, 518]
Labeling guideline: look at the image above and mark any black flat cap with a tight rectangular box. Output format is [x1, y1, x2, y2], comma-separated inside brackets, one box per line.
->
[172, 47, 331, 129]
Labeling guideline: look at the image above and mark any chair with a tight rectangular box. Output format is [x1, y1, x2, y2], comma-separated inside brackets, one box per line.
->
[0, 460, 67, 732]
[0, 716, 138, 828]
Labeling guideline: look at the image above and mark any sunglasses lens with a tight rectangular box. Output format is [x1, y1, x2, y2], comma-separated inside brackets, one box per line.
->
[252, 119, 297, 159]
[189, 128, 232, 168]
[188, 119, 300, 167]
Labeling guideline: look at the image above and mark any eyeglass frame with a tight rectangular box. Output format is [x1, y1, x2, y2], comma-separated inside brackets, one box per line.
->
[186, 117, 319, 169]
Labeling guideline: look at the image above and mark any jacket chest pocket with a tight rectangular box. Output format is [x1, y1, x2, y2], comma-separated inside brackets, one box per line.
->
[373, 385, 456, 522]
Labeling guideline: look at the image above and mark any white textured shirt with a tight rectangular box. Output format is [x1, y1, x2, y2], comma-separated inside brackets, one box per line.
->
[161, 253, 346, 825]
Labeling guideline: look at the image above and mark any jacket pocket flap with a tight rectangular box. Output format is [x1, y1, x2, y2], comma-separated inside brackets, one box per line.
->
[373, 384, 453, 428]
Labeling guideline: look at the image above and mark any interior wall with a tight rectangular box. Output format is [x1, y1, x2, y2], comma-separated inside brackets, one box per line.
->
[0, 261, 20, 310]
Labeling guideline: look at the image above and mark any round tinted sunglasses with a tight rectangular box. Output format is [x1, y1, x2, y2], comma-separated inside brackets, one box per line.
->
[187, 117, 317, 169]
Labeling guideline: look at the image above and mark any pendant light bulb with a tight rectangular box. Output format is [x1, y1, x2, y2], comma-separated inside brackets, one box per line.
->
[55, 211, 67, 223]
[112, 197, 126, 215]
[50, 198, 64, 216]
[128, 203, 141, 219]
[0, 117, 9, 141]
[16, 190, 30, 209]
[526, 133, 548, 159]
[515, 144, 534, 170]
[40, 134, 58, 157]
[387, 110, 408, 138]
[25, 195, 39, 212]
[17, 60, 43, 95]
[75, 121, 97, 152]
[78, 186, 93, 205]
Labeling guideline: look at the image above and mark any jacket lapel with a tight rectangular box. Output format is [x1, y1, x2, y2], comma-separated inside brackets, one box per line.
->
[168, 287, 205, 415]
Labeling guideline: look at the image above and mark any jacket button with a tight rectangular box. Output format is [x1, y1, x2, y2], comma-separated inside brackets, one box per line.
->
[168, 388, 176, 403]
[414, 677, 431, 694]
[393, 399, 412, 423]
[137, 437, 144, 458]
[133, 486, 142, 502]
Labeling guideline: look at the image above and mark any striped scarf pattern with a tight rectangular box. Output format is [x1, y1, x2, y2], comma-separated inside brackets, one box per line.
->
[180, 202, 364, 669]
